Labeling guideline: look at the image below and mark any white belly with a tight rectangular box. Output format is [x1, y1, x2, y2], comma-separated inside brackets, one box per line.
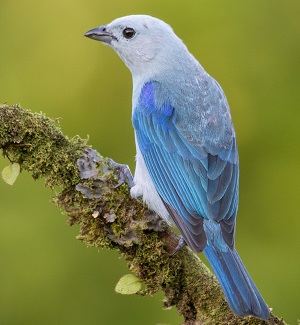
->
[130, 136, 173, 225]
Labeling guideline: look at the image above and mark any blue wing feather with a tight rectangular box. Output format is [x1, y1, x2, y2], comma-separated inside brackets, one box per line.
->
[133, 81, 239, 250]
[133, 81, 269, 319]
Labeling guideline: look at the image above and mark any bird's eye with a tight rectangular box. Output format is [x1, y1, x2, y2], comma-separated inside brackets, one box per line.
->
[122, 27, 136, 39]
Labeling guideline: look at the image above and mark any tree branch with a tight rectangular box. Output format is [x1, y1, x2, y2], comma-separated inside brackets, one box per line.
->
[0, 104, 287, 325]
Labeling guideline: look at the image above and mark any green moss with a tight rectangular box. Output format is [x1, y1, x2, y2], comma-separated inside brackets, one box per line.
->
[0, 104, 86, 188]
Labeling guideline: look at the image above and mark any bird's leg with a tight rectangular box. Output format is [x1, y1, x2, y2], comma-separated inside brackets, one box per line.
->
[171, 235, 186, 256]
[108, 159, 134, 188]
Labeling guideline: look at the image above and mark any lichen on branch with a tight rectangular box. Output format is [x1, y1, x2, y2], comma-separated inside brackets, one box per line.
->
[0, 104, 287, 325]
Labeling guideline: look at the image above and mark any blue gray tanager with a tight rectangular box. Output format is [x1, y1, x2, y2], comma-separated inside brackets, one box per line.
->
[84, 15, 270, 319]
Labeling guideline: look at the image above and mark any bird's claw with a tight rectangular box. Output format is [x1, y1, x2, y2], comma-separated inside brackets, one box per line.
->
[109, 159, 134, 188]
[171, 235, 186, 256]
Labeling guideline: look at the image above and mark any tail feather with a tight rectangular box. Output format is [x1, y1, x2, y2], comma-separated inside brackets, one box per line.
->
[204, 243, 270, 319]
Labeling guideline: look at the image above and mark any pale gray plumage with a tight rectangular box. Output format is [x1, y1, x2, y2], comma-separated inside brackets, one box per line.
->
[84, 15, 270, 319]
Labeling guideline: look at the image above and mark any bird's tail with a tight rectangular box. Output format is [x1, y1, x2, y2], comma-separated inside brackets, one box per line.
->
[203, 242, 270, 319]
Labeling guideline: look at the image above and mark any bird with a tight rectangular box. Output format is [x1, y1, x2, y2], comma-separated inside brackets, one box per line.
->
[84, 15, 270, 320]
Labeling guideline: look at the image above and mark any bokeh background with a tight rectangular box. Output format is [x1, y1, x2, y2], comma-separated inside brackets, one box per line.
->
[0, 1, 299, 324]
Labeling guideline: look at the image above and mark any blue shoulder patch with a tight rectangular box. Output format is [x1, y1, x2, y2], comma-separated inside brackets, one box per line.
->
[134, 82, 175, 132]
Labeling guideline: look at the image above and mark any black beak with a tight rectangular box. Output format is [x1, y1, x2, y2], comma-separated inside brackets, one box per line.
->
[84, 25, 117, 44]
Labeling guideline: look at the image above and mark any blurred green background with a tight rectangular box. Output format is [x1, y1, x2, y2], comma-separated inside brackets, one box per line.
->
[0, 0, 299, 324]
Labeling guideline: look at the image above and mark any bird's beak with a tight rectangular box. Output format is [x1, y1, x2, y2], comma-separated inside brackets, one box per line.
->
[84, 25, 116, 44]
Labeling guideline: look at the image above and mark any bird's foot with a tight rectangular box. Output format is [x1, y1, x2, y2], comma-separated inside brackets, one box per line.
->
[109, 159, 134, 188]
[171, 236, 186, 256]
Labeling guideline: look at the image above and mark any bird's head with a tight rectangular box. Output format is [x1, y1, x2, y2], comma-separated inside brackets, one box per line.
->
[84, 15, 188, 77]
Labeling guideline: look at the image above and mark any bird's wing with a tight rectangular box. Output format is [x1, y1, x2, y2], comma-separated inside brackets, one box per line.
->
[133, 81, 239, 252]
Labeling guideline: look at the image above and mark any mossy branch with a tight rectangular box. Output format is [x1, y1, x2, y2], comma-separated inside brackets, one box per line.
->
[0, 104, 287, 325]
